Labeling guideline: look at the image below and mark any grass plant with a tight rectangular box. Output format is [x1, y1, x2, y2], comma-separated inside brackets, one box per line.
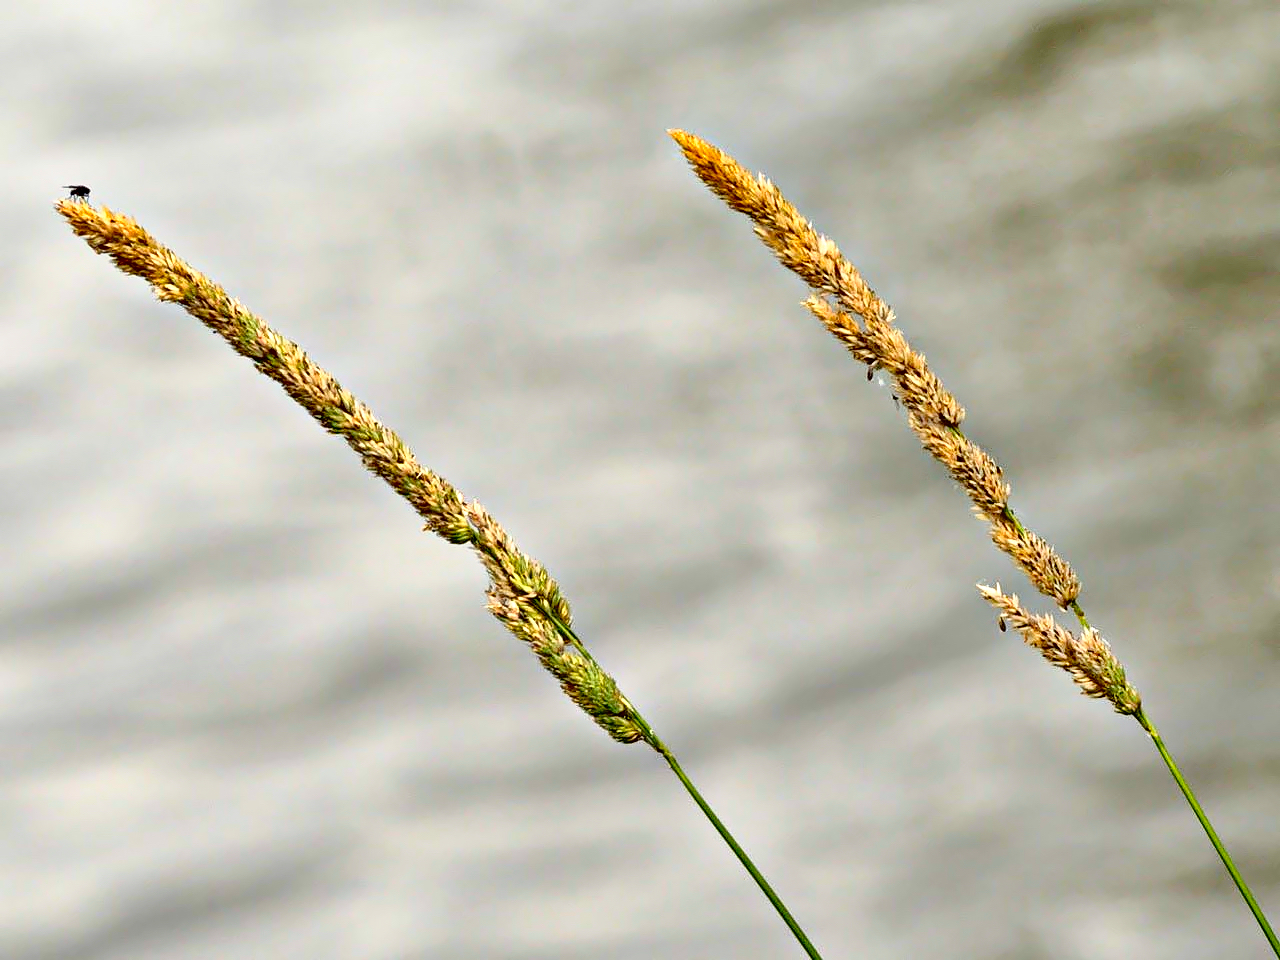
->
[666, 128, 1277, 957]
[54, 129, 1277, 957]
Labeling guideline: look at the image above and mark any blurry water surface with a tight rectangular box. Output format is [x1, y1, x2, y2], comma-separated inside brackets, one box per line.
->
[3, 2, 1278, 958]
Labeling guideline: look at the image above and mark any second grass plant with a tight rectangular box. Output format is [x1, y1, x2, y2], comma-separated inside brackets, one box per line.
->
[668, 127, 1278, 957]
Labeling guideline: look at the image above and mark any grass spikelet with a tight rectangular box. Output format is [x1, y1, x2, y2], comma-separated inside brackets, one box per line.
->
[54, 197, 639, 746]
[669, 129, 1078, 610]
[977, 584, 1140, 714]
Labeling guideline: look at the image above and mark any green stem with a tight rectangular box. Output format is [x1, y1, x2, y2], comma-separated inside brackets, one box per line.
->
[654, 740, 825, 960]
[541, 604, 824, 958]
[1136, 707, 1279, 956]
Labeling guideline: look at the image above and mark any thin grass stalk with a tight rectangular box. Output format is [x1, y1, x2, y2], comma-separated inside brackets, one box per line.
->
[668, 129, 1278, 957]
[55, 196, 826, 960]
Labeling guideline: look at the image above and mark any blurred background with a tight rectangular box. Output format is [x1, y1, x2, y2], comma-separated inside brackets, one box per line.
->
[3, 2, 1278, 958]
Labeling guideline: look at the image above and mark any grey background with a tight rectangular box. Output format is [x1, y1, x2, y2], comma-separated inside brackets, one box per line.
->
[3, 1, 1278, 958]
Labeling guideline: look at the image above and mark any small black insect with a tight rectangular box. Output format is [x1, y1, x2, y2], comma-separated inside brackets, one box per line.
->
[998, 617, 1007, 633]
[63, 185, 91, 201]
